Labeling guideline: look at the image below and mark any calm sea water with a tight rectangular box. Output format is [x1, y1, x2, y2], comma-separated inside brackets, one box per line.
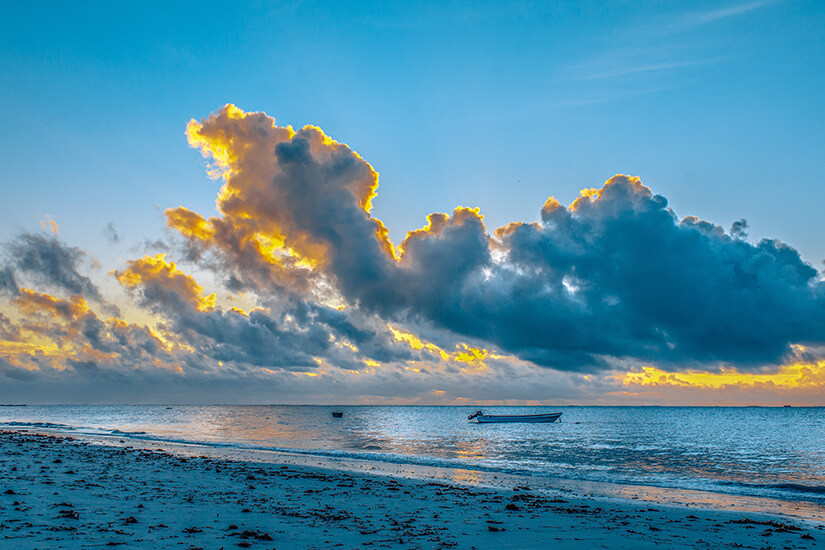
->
[2, 405, 824, 505]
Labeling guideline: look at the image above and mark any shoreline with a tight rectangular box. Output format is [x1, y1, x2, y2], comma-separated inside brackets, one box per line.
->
[1, 429, 823, 548]
[11, 424, 825, 525]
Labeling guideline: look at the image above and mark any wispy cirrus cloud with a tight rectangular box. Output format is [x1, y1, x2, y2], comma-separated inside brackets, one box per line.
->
[567, 59, 709, 82]
[676, 0, 783, 28]
[558, 0, 783, 103]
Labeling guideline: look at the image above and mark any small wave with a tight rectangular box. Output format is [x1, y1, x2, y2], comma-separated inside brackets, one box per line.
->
[0, 421, 77, 430]
[721, 480, 825, 497]
[32, 426, 554, 479]
[111, 429, 147, 436]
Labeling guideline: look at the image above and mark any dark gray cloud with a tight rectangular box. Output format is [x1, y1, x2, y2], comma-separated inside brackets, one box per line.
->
[112, 252, 418, 372]
[163, 298, 417, 371]
[4, 232, 101, 300]
[730, 218, 748, 239]
[105, 222, 120, 243]
[0, 266, 17, 296]
[474, 178, 824, 369]
[365, 176, 824, 371]
[237, 141, 825, 371]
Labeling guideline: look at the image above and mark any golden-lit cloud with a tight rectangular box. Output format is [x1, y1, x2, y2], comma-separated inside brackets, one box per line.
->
[40, 218, 59, 235]
[0, 284, 182, 376]
[398, 207, 485, 260]
[165, 207, 216, 242]
[567, 175, 650, 212]
[114, 253, 215, 312]
[617, 361, 825, 391]
[15, 288, 90, 321]
[388, 325, 489, 371]
[170, 104, 397, 295]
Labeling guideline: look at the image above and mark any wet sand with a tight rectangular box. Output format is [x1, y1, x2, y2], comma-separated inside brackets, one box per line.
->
[1, 429, 822, 549]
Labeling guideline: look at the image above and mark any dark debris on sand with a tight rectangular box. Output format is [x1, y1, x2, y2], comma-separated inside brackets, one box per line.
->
[0, 429, 822, 549]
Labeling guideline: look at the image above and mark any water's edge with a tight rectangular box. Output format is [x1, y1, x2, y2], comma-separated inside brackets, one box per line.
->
[9, 424, 825, 524]
[3, 405, 824, 514]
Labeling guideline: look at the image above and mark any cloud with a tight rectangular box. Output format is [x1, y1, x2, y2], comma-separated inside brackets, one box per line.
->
[111, 250, 418, 371]
[15, 288, 91, 323]
[105, 222, 120, 243]
[0, 267, 18, 296]
[115, 253, 216, 312]
[1, 285, 174, 373]
[3, 104, 825, 404]
[489, 176, 824, 369]
[167, 104, 395, 299]
[730, 219, 748, 239]
[0, 313, 21, 341]
[168, 106, 825, 374]
[40, 218, 59, 235]
[4, 232, 101, 301]
[679, 0, 781, 27]
[0, 229, 424, 404]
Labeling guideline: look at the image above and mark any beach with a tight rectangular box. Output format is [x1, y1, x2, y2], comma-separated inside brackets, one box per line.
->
[1, 429, 822, 549]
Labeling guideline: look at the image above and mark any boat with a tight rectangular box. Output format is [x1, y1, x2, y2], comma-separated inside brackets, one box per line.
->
[467, 410, 562, 423]
[331, 411, 343, 418]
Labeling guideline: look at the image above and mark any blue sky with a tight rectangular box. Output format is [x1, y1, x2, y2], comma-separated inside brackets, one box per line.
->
[2, 0, 823, 263]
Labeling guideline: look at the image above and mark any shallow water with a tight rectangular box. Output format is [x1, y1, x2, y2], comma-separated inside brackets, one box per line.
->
[2, 405, 823, 506]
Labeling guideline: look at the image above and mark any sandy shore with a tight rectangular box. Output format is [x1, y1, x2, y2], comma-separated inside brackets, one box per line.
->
[1, 429, 822, 549]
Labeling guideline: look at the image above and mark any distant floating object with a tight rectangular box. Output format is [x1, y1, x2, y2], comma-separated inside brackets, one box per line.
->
[331, 411, 343, 418]
[166, 407, 173, 409]
[783, 405, 792, 408]
[467, 410, 562, 423]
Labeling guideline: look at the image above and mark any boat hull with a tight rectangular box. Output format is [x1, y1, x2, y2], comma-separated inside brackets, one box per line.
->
[473, 413, 562, 424]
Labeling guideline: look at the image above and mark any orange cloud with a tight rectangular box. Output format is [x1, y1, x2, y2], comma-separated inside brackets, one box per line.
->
[568, 175, 650, 211]
[165, 104, 407, 296]
[15, 288, 90, 321]
[40, 218, 59, 235]
[2, 286, 184, 374]
[617, 360, 825, 391]
[114, 253, 216, 312]
[165, 207, 216, 241]
[388, 325, 489, 371]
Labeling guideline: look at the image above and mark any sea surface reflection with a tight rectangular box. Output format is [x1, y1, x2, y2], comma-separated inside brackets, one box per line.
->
[2, 405, 824, 505]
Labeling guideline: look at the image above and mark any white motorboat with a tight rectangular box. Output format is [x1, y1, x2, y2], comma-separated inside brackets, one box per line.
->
[467, 410, 562, 423]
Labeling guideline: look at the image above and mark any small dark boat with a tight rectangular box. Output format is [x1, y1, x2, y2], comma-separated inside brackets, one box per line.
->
[467, 410, 562, 423]
[331, 411, 343, 418]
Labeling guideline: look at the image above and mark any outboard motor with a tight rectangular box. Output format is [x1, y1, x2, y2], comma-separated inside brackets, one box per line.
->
[467, 410, 484, 420]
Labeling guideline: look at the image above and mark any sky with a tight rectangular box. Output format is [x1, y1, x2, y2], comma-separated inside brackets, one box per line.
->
[1, 0, 824, 405]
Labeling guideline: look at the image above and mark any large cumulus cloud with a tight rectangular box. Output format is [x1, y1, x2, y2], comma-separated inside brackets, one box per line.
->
[169, 105, 825, 372]
[490, 178, 825, 368]
[166, 104, 396, 298]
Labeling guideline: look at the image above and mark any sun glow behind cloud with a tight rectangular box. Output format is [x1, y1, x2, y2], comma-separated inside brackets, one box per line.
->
[618, 361, 825, 391]
[388, 325, 490, 371]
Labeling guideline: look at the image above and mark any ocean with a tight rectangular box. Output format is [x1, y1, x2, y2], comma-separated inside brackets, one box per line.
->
[2, 405, 823, 508]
